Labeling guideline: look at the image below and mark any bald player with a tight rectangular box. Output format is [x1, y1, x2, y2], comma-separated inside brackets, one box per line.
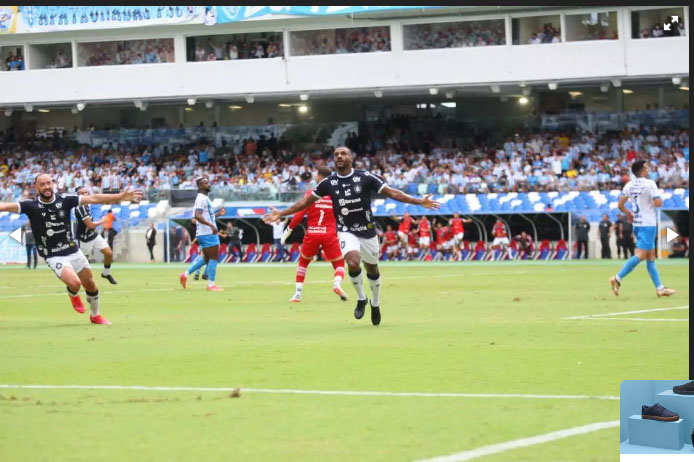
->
[0, 173, 142, 324]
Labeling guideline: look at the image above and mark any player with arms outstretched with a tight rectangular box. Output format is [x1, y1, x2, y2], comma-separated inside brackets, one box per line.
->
[609, 160, 675, 297]
[264, 146, 440, 325]
[0, 173, 142, 324]
[179, 177, 225, 291]
[281, 167, 347, 302]
[448, 212, 471, 247]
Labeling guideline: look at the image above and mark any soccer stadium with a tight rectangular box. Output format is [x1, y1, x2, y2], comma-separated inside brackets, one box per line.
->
[0, 5, 690, 461]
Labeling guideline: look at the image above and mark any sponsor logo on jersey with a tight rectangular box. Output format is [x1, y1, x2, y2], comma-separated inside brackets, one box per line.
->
[330, 179, 339, 186]
[56, 202, 62, 209]
[353, 176, 361, 182]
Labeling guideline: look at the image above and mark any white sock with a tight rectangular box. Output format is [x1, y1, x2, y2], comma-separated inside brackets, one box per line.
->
[349, 269, 367, 300]
[208, 280, 215, 287]
[367, 274, 381, 307]
[102, 266, 110, 276]
[86, 291, 99, 316]
[294, 283, 303, 297]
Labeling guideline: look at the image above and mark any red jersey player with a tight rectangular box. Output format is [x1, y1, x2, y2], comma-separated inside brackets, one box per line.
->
[492, 219, 510, 257]
[281, 167, 347, 303]
[394, 212, 413, 246]
[384, 224, 399, 260]
[448, 212, 472, 247]
[435, 222, 453, 258]
[417, 216, 431, 250]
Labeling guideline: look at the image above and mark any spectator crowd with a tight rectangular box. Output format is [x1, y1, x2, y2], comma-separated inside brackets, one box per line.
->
[291, 26, 391, 56]
[80, 39, 174, 66]
[0, 123, 688, 204]
[405, 20, 506, 50]
[191, 34, 283, 61]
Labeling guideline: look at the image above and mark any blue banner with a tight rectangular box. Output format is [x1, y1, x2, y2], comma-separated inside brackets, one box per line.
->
[209, 6, 440, 25]
[7, 6, 205, 34]
[0, 232, 26, 264]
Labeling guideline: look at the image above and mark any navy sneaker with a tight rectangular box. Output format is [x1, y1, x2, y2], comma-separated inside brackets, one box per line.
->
[642, 403, 679, 422]
[673, 381, 694, 395]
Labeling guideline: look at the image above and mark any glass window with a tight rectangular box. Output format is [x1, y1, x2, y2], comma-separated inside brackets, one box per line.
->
[565, 12, 618, 41]
[186, 31, 283, 62]
[511, 15, 561, 45]
[29, 43, 73, 70]
[77, 38, 174, 67]
[404, 19, 506, 50]
[290, 26, 391, 56]
[1, 45, 25, 72]
[631, 8, 685, 39]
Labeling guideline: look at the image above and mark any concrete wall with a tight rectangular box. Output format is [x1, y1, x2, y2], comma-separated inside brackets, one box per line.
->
[0, 6, 688, 106]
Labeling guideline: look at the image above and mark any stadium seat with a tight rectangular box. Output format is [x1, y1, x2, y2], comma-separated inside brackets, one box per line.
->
[535, 240, 552, 260]
[243, 243, 258, 263]
[472, 241, 486, 261]
[460, 240, 471, 261]
[554, 240, 568, 260]
[258, 243, 273, 262]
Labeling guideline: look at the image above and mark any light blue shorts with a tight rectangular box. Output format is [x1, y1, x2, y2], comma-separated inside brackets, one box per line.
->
[634, 226, 656, 251]
[197, 234, 220, 249]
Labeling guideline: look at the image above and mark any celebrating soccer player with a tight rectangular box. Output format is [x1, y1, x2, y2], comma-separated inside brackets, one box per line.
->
[74, 186, 118, 284]
[280, 167, 347, 303]
[0, 173, 142, 324]
[179, 177, 225, 291]
[263, 146, 440, 325]
[609, 160, 676, 297]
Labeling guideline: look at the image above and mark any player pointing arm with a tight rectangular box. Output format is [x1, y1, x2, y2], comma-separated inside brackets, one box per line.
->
[263, 146, 439, 326]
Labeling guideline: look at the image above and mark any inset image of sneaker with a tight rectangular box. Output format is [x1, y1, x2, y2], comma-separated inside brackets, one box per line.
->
[673, 381, 694, 395]
[641, 403, 679, 422]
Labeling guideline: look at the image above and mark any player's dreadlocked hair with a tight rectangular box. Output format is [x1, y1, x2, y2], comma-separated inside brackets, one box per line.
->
[631, 159, 647, 176]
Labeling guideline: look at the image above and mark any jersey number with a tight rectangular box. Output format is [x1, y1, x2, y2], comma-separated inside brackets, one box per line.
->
[630, 194, 640, 215]
[317, 210, 325, 226]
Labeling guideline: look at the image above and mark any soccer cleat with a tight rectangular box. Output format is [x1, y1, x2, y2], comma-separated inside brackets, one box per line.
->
[641, 403, 679, 422]
[193, 273, 200, 280]
[89, 314, 111, 325]
[333, 286, 348, 302]
[202, 274, 209, 280]
[289, 294, 301, 303]
[101, 273, 117, 285]
[370, 302, 381, 326]
[656, 287, 676, 297]
[206, 285, 223, 292]
[70, 295, 85, 314]
[609, 276, 620, 296]
[179, 273, 187, 289]
[354, 298, 368, 320]
[673, 381, 694, 395]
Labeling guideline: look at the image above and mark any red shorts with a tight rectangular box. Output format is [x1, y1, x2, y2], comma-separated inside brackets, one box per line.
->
[301, 233, 343, 261]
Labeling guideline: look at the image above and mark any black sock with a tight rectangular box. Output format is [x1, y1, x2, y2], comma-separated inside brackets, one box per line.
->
[67, 287, 78, 297]
[348, 268, 362, 278]
[366, 272, 380, 281]
[104, 264, 111, 269]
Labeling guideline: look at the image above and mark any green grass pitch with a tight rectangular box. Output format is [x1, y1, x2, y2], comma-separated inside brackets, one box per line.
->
[0, 260, 688, 461]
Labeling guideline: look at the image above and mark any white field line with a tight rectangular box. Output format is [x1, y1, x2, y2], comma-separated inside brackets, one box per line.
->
[564, 306, 689, 320]
[0, 384, 619, 400]
[567, 317, 688, 322]
[0, 272, 525, 300]
[413, 420, 619, 462]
